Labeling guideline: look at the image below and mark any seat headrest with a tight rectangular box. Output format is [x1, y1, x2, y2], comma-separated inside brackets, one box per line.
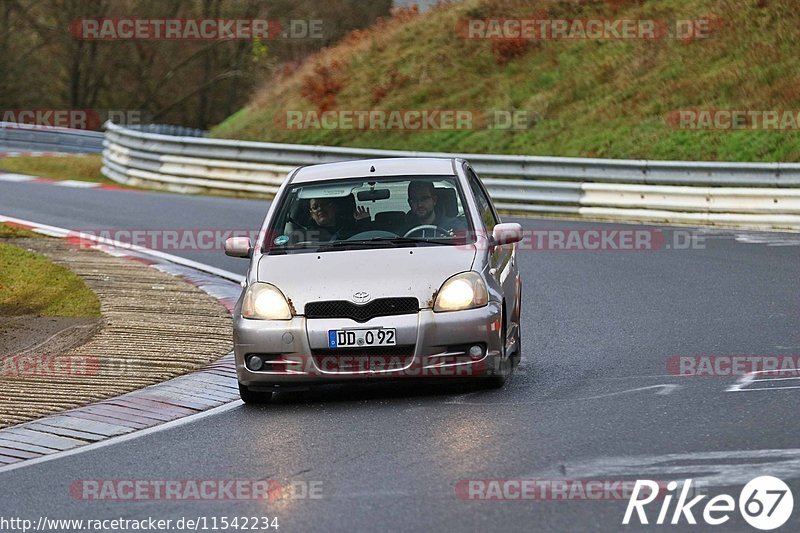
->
[290, 198, 312, 228]
[333, 194, 356, 225]
[434, 187, 458, 217]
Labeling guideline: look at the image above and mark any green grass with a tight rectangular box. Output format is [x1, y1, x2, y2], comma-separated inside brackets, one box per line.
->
[0, 224, 41, 239]
[212, 0, 800, 162]
[0, 155, 112, 184]
[0, 229, 101, 317]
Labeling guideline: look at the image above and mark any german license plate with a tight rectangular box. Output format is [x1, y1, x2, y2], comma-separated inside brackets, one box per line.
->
[328, 328, 396, 348]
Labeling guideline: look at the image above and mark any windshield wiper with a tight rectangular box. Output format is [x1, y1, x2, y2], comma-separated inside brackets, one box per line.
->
[366, 237, 458, 246]
[278, 237, 459, 253]
[316, 239, 397, 251]
[268, 242, 317, 250]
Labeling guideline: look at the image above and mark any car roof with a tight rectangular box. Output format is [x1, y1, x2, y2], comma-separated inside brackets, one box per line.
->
[289, 157, 458, 184]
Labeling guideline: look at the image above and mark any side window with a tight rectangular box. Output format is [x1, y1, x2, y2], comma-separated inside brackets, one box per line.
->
[467, 168, 498, 231]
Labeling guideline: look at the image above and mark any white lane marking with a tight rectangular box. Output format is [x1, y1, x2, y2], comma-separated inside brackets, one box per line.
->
[727, 372, 755, 392]
[0, 401, 243, 475]
[446, 384, 681, 405]
[54, 180, 101, 188]
[697, 229, 800, 247]
[0, 214, 243, 283]
[570, 384, 681, 400]
[733, 386, 800, 392]
[735, 233, 800, 247]
[529, 449, 800, 487]
[600, 374, 693, 380]
[0, 173, 36, 182]
[727, 369, 800, 392]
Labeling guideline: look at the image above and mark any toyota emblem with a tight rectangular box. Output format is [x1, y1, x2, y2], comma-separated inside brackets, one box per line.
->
[353, 291, 370, 303]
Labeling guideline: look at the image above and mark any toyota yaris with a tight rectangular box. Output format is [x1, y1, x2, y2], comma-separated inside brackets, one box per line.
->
[225, 157, 523, 403]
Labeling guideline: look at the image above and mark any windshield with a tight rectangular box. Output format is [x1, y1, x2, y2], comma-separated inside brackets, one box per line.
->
[264, 175, 472, 253]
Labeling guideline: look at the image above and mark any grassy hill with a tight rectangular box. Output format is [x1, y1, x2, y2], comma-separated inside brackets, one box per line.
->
[212, 0, 800, 162]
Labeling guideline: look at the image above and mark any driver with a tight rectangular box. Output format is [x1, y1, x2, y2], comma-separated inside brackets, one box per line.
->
[403, 180, 463, 236]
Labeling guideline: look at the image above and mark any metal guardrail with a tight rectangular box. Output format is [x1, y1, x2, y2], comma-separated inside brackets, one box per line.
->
[0, 122, 104, 154]
[127, 124, 207, 138]
[97, 122, 800, 230]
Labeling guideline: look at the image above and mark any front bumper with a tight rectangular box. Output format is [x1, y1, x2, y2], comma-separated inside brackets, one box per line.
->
[233, 303, 503, 390]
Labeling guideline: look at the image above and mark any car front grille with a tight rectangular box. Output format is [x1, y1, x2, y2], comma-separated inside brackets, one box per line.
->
[312, 346, 415, 373]
[304, 297, 419, 323]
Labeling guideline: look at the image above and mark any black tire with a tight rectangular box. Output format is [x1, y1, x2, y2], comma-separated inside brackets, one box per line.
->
[483, 360, 510, 388]
[239, 382, 273, 404]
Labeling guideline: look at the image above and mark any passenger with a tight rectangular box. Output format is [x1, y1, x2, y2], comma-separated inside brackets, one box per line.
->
[306, 197, 369, 241]
[403, 181, 464, 236]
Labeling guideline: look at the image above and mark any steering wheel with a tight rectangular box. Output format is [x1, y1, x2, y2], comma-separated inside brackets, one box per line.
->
[403, 225, 451, 239]
[346, 230, 398, 240]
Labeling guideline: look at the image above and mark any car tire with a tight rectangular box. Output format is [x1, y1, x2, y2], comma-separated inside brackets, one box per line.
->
[483, 361, 509, 388]
[239, 382, 273, 404]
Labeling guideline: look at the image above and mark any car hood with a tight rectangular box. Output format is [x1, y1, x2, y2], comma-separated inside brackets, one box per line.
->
[257, 245, 477, 310]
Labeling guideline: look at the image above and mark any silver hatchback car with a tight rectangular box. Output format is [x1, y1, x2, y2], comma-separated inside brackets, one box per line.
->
[225, 157, 523, 403]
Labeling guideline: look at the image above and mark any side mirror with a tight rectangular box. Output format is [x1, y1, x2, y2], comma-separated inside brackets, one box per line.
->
[491, 223, 523, 246]
[225, 237, 252, 258]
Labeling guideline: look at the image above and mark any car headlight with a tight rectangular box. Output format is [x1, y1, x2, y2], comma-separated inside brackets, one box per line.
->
[242, 283, 292, 320]
[434, 272, 489, 312]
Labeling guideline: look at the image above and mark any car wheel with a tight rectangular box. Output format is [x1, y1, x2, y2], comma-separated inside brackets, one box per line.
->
[238, 382, 273, 404]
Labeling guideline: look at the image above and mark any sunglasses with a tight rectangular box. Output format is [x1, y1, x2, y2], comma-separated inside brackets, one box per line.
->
[309, 201, 334, 212]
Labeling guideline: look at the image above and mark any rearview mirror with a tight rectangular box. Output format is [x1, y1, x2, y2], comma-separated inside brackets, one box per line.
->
[225, 237, 252, 258]
[357, 189, 391, 201]
[491, 223, 523, 246]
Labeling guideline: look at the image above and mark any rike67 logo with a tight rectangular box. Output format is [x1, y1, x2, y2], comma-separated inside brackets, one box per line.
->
[624, 476, 793, 530]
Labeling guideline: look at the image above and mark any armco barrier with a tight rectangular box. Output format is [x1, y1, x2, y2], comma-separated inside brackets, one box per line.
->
[97, 122, 798, 230]
[0, 122, 104, 154]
